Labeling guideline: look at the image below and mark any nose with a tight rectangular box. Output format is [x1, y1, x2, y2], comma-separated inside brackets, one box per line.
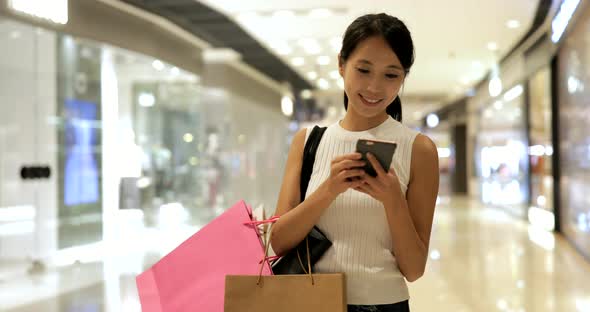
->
[365, 76, 381, 94]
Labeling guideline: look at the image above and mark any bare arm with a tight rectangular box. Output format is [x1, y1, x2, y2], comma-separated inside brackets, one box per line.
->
[384, 134, 439, 282]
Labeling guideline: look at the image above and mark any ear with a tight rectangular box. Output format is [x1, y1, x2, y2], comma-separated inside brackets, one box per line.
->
[338, 53, 345, 77]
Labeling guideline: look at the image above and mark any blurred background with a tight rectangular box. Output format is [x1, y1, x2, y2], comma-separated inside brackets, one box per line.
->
[0, 0, 589, 311]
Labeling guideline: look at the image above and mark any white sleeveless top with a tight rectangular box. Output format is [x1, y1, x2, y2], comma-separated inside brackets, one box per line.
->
[304, 116, 419, 305]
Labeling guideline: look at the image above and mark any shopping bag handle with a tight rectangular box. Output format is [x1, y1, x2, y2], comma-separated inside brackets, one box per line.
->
[295, 237, 314, 284]
[256, 223, 315, 286]
[244, 215, 280, 226]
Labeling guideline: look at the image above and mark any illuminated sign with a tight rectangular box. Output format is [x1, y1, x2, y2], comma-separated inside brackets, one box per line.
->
[9, 0, 68, 25]
[551, 0, 581, 43]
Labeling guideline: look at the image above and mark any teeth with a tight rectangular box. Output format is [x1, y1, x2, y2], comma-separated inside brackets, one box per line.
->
[361, 95, 380, 103]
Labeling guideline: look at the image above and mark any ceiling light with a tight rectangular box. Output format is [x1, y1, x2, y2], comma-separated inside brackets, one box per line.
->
[183, 133, 194, 143]
[460, 76, 470, 85]
[291, 57, 305, 66]
[489, 76, 502, 97]
[309, 8, 333, 18]
[438, 148, 451, 158]
[487, 42, 498, 51]
[506, 20, 521, 28]
[299, 38, 321, 55]
[503, 84, 523, 101]
[300, 89, 313, 99]
[272, 10, 295, 19]
[270, 41, 292, 55]
[9, 0, 68, 24]
[138, 92, 155, 107]
[329, 70, 340, 79]
[281, 95, 294, 117]
[317, 55, 331, 65]
[551, 0, 581, 43]
[152, 60, 164, 71]
[171, 67, 180, 76]
[317, 78, 330, 90]
[426, 114, 439, 128]
[429, 250, 441, 260]
[307, 71, 318, 80]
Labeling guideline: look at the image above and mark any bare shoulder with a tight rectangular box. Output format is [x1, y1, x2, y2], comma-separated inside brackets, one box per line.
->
[412, 134, 438, 158]
[410, 134, 439, 177]
[274, 127, 308, 215]
[291, 128, 308, 154]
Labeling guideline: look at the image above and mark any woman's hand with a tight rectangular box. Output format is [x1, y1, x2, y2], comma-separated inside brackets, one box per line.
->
[354, 153, 403, 205]
[321, 153, 367, 198]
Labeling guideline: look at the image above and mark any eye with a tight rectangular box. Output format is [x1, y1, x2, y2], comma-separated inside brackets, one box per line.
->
[385, 74, 400, 79]
[356, 68, 370, 74]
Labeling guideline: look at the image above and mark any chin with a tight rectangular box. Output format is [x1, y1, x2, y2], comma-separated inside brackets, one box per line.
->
[350, 101, 388, 118]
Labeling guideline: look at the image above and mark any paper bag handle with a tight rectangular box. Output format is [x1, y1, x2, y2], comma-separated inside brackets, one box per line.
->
[255, 222, 315, 286]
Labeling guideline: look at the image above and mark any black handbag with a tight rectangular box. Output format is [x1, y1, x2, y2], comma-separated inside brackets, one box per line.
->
[271, 126, 331, 275]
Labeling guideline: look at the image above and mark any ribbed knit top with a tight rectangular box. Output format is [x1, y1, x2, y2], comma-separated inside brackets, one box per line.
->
[304, 116, 419, 305]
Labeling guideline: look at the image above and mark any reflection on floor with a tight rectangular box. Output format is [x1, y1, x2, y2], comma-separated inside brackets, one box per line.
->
[2, 196, 590, 312]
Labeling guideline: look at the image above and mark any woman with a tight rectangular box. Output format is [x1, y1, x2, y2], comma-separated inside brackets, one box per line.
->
[270, 13, 439, 312]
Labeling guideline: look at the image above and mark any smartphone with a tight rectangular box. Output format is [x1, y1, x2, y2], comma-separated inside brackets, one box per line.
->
[355, 139, 398, 177]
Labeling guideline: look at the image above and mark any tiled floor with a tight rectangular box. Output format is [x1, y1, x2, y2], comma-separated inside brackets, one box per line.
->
[2, 196, 590, 311]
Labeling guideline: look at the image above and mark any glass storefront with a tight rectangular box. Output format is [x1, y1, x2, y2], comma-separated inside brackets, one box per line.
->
[0, 18, 60, 261]
[527, 66, 555, 231]
[57, 34, 104, 249]
[0, 17, 290, 263]
[557, 4, 590, 259]
[475, 84, 529, 218]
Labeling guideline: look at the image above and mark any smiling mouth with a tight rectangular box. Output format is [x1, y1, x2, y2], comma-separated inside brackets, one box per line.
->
[359, 94, 383, 105]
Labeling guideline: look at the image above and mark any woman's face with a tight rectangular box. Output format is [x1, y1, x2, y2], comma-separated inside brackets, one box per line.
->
[339, 35, 405, 119]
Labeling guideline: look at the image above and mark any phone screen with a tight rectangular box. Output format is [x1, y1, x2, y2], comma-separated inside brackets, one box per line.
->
[355, 139, 397, 177]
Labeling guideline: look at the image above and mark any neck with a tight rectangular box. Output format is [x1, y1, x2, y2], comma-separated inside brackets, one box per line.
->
[340, 112, 389, 131]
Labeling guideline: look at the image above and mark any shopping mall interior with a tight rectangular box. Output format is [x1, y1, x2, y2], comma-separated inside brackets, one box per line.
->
[0, 0, 589, 311]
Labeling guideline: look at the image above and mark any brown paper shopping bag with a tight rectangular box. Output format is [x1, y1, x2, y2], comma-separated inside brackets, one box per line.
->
[224, 231, 346, 312]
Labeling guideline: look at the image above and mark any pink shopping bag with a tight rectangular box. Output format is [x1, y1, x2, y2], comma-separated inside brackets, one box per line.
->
[136, 200, 272, 312]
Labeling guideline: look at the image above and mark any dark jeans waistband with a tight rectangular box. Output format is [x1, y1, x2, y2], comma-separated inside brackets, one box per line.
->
[348, 300, 410, 312]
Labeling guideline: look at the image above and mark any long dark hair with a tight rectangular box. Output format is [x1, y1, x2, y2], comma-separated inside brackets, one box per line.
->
[340, 13, 415, 122]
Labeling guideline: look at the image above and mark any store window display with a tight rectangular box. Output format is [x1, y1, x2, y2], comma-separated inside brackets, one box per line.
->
[0, 16, 290, 264]
[527, 67, 554, 230]
[476, 85, 529, 218]
[557, 5, 590, 258]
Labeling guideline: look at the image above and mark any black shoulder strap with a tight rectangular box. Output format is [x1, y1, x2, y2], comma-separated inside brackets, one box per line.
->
[300, 126, 327, 203]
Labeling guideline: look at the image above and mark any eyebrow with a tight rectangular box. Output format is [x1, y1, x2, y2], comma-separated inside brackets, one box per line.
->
[357, 59, 403, 70]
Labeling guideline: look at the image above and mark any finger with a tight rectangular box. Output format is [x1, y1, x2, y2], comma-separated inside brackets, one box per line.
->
[355, 183, 373, 196]
[354, 186, 367, 194]
[367, 153, 387, 177]
[362, 174, 380, 189]
[388, 167, 398, 177]
[331, 153, 362, 164]
[339, 169, 365, 180]
[333, 160, 366, 172]
[349, 178, 366, 189]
